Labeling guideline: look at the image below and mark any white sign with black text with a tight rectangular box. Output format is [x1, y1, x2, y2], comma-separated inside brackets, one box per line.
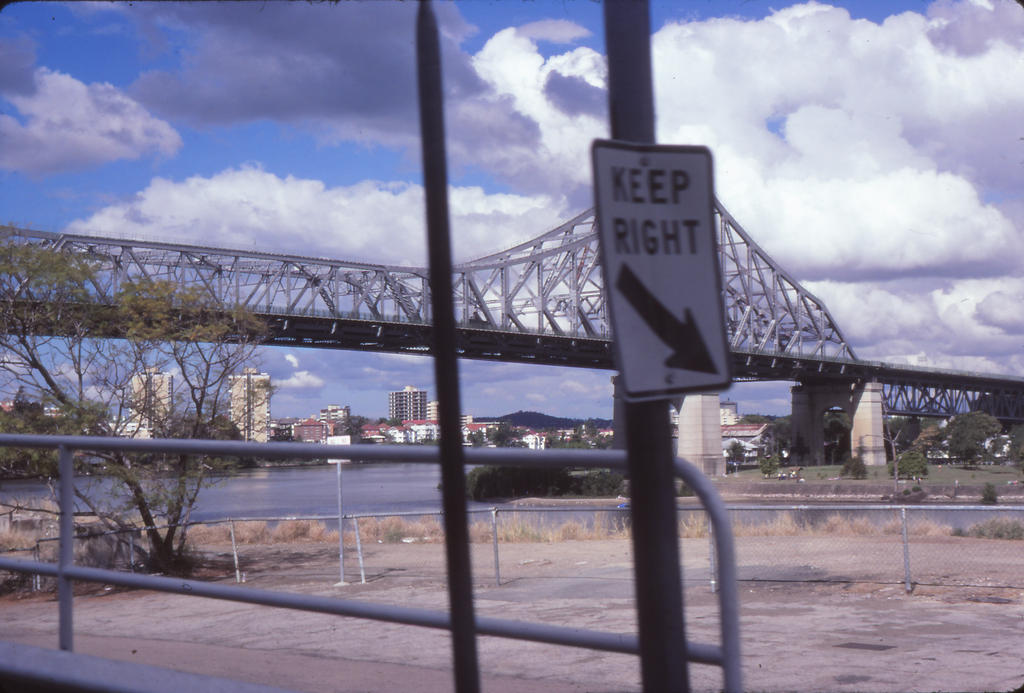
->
[592, 140, 731, 401]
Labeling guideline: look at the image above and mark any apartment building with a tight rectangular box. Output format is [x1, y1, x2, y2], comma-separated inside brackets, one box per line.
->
[388, 385, 427, 422]
[129, 368, 173, 439]
[229, 368, 271, 443]
[318, 404, 350, 434]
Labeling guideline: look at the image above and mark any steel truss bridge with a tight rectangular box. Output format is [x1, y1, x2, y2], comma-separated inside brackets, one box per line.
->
[3, 200, 1024, 422]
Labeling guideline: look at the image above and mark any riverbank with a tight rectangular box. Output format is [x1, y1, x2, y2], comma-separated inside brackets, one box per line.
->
[710, 478, 1024, 503]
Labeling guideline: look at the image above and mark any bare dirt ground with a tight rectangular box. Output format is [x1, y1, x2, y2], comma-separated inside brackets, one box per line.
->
[3, 536, 1024, 692]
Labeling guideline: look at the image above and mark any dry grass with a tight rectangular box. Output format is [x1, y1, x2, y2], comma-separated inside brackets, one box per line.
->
[728, 512, 952, 538]
[679, 514, 709, 538]
[271, 519, 335, 543]
[0, 528, 37, 553]
[355, 516, 445, 544]
[179, 512, 962, 549]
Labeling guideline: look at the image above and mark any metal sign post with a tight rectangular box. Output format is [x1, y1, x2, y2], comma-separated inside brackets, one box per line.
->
[598, 2, 731, 691]
[416, 2, 480, 692]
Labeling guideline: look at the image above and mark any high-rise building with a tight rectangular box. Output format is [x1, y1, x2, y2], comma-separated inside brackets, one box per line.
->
[129, 368, 173, 438]
[388, 385, 427, 422]
[230, 368, 271, 442]
[318, 404, 350, 433]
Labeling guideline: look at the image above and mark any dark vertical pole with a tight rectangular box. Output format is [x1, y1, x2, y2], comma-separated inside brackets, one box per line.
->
[415, 3, 480, 692]
[58, 444, 74, 651]
[603, 2, 690, 691]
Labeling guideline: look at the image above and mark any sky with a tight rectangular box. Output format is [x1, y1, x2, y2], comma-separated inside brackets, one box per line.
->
[1, 0, 1023, 421]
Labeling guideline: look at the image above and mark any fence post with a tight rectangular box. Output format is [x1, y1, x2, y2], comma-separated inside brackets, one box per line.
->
[32, 541, 40, 592]
[901, 507, 912, 593]
[57, 444, 74, 652]
[708, 515, 717, 594]
[491, 508, 501, 587]
[354, 517, 366, 584]
[229, 520, 241, 584]
[335, 460, 346, 586]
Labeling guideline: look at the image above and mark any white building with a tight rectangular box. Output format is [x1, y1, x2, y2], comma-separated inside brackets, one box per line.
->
[389, 385, 427, 422]
[521, 432, 547, 450]
[406, 420, 440, 443]
[229, 368, 271, 443]
[129, 368, 173, 439]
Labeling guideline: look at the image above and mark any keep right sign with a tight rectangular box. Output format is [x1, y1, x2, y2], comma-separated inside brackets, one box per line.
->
[592, 139, 732, 401]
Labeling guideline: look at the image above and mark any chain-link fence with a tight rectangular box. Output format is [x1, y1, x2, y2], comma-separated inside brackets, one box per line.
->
[7, 503, 1021, 594]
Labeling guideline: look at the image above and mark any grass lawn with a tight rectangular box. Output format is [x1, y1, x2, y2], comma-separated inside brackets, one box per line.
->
[728, 462, 1023, 485]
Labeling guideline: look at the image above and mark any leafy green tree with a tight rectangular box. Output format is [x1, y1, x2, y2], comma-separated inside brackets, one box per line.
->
[727, 440, 746, 465]
[341, 415, 369, 440]
[488, 422, 517, 447]
[0, 244, 265, 573]
[823, 410, 851, 465]
[1006, 424, 1024, 472]
[758, 454, 780, 478]
[946, 411, 1002, 465]
[887, 450, 928, 480]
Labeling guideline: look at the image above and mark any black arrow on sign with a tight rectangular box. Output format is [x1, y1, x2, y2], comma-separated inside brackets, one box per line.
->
[615, 264, 718, 374]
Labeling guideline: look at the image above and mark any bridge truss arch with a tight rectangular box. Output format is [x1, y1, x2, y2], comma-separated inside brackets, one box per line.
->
[3, 198, 1024, 422]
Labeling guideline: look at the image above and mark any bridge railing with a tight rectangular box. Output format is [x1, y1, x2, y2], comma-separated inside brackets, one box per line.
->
[0, 435, 742, 693]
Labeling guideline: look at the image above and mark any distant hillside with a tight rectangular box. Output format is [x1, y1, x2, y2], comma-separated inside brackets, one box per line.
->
[477, 410, 612, 430]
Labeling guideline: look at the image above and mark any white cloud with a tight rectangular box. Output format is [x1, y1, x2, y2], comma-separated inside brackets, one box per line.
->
[64, 165, 570, 265]
[635, 1, 1024, 374]
[516, 20, 591, 44]
[275, 370, 324, 390]
[0, 68, 181, 174]
[467, 27, 606, 198]
[284, 354, 299, 369]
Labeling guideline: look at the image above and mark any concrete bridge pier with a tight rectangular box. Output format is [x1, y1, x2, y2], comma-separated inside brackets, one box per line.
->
[790, 381, 886, 467]
[676, 393, 724, 477]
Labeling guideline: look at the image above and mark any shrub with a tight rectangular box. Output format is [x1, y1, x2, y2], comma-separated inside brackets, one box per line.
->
[841, 455, 867, 480]
[465, 466, 622, 500]
[981, 482, 998, 505]
[963, 518, 1024, 540]
[572, 470, 624, 497]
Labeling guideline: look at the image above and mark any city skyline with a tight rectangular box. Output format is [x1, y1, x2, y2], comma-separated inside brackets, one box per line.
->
[2, 1, 1021, 421]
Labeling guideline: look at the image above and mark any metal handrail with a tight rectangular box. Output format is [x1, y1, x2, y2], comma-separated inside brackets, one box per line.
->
[0, 434, 742, 692]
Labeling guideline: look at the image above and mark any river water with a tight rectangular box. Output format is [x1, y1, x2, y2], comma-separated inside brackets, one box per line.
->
[2, 464, 1021, 531]
[0, 463, 495, 522]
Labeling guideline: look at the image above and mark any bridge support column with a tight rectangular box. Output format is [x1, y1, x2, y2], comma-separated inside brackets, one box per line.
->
[852, 381, 886, 466]
[676, 393, 723, 477]
[612, 375, 626, 449]
[790, 381, 887, 467]
[789, 386, 819, 466]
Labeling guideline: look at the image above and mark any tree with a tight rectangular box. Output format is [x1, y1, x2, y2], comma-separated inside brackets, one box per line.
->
[758, 454, 780, 478]
[727, 440, 746, 464]
[884, 416, 920, 460]
[341, 415, 370, 440]
[888, 450, 928, 480]
[488, 422, 517, 447]
[946, 411, 1002, 465]
[1006, 424, 1024, 472]
[823, 410, 851, 465]
[0, 243, 265, 573]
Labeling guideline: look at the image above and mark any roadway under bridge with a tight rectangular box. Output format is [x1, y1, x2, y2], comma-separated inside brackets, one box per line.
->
[3, 200, 1024, 470]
